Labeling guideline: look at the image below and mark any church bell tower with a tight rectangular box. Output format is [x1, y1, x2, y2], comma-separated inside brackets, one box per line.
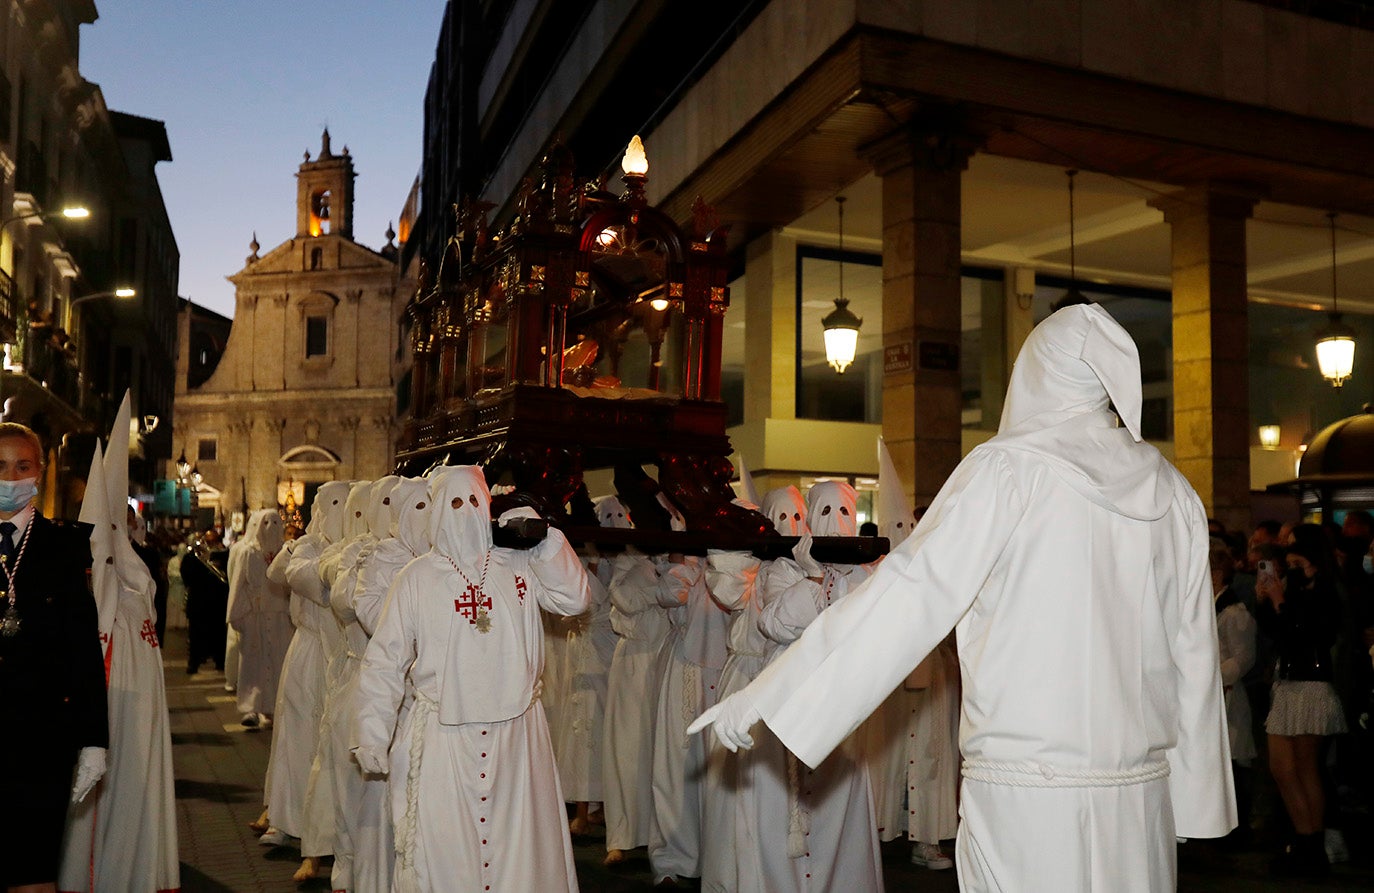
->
[296, 128, 356, 239]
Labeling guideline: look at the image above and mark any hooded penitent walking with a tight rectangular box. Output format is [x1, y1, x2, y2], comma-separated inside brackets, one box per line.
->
[692, 303, 1235, 893]
[353, 466, 590, 892]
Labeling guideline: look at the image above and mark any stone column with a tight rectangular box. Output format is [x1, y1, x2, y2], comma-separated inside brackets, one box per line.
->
[251, 415, 286, 511]
[1148, 187, 1256, 532]
[742, 230, 798, 425]
[865, 123, 979, 508]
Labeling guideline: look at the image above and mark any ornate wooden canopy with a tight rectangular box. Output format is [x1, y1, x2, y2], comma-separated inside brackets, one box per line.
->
[396, 139, 785, 548]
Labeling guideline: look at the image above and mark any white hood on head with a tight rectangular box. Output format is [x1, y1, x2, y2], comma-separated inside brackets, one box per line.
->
[367, 475, 400, 537]
[392, 477, 432, 554]
[877, 437, 916, 546]
[760, 486, 808, 536]
[993, 303, 1174, 521]
[314, 481, 352, 543]
[343, 481, 374, 539]
[806, 481, 856, 537]
[243, 508, 283, 554]
[595, 495, 634, 529]
[428, 465, 492, 564]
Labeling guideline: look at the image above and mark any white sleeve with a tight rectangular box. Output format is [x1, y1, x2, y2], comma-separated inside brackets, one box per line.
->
[744, 449, 1020, 768]
[527, 529, 592, 617]
[706, 550, 761, 612]
[1166, 495, 1238, 839]
[353, 571, 417, 751]
[609, 556, 660, 615]
[758, 575, 822, 645]
[286, 541, 328, 607]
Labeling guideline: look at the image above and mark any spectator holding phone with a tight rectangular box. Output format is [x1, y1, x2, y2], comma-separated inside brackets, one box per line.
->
[1254, 524, 1346, 877]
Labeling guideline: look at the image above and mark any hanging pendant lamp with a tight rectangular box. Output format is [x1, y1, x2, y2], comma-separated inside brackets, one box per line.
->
[1315, 212, 1356, 389]
[821, 195, 863, 373]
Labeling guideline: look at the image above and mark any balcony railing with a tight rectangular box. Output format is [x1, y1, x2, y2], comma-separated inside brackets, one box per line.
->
[0, 268, 15, 344]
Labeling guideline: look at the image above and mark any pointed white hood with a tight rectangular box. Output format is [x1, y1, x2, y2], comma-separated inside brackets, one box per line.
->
[595, 495, 634, 529]
[735, 455, 761, 506]
[343, 481, 374, 540]
[367, 474, 400, 537]
[760, 486, 808, 536]
[392, 477, 433, 555]
[313, 480, 352, 544]
[78, 441, 120, 639]
[877, 437, 916, 546]
[993, 303, 1174, 521]
[429, 466, 492, 567]
[244, 508, 284, 556]
[806, 481, 856, 537]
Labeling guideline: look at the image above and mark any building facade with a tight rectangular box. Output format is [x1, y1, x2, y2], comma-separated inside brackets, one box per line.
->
[172, 131, 409, 525]
[411, 0, 1374, 531]
[0, 0, 178, 514]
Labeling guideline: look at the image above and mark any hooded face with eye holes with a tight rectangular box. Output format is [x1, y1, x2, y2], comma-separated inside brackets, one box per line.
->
[805, 481, 857, 537]
[313, 480, 353, 544]
[595, 495, 633, 529]
[391, 477, 432, 555]
[343, 480, 375, 540]
[428, 465, 492, 565]
[366, 474, 401, 538]
[759, 486, 807, 536]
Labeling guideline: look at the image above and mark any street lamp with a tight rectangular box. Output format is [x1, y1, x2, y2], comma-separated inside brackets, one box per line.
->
[65, 287, 136, 329]
[0, 205, 90, 231]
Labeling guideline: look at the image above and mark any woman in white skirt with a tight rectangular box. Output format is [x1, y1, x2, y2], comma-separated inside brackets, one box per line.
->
[1254, 526, 1346, 878]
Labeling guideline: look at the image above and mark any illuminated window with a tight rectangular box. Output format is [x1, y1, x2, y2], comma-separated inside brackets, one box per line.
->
[310, 189, 331, 236]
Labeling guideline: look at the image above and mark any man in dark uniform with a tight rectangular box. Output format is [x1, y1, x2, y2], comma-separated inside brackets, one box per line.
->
[0, 422, 107, 891]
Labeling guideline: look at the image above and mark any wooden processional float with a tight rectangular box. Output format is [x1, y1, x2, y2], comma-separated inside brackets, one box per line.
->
[396, 137, 885, 564]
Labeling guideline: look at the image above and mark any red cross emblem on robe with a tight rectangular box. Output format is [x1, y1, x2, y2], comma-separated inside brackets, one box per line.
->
[514, 575, 527, 605]
[454, 584, 493, 626]
[140, 618, 160, 648]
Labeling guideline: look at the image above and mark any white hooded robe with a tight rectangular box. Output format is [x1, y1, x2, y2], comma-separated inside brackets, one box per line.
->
[354, 466, 590, 892]
[228, 509, 290, 717]
[730, 303, 1235, 893]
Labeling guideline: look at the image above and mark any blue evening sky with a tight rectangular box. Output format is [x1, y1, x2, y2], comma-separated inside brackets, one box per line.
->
[81, 2, 447, 319]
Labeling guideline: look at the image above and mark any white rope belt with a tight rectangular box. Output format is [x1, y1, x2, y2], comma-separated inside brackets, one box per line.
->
[395, 692, 436, 892]
[961, 758, 1170, 788]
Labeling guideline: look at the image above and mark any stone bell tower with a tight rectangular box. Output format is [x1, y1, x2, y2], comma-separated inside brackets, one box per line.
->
[295, 128, 356, 239]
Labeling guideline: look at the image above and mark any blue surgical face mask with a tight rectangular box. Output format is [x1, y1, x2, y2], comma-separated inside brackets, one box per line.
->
[1365, 554, 1374, 576]
[0, 477, 39, 514]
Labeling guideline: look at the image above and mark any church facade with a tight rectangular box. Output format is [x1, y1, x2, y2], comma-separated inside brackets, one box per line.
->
[172, 131, 409, 525]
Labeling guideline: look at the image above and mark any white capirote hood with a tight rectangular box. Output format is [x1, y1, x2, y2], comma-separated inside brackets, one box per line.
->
[760, 486, 808, 536]
[343, 481, 374, 540]
[392, 477, 432, 555]
[428, 465, 492, 566]
[366, 475, 401, 537]
[993, 302, 1174, 521]
[313, 480, 352, 544]
[244, 508, 284, 555]
[595, 495, 634, 529]
[806, 481, 857, 537]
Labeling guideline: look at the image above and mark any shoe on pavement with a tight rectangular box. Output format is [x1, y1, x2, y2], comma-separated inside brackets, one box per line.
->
[259, 827, 287, 846]
[1325, 827, 1349, 864]
[240, 713, 260, 728]
[912, 841, 953, 870]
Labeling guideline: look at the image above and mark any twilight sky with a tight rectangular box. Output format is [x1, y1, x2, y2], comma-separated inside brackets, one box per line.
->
[80, 1, 447, 319]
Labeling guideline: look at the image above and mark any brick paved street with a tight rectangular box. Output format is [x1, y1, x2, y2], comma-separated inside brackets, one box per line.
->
[164, 627, 1374, 892]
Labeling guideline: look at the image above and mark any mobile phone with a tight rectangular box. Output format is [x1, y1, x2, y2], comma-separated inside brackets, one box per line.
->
[1257, 559, 1278, 586]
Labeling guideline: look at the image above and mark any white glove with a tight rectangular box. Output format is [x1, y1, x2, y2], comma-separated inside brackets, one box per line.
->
[497, 506, 541, 525]
[71, 746, 107, 803]
[353, 745, 388, 775]
[791, 533, 823, 578]
[686, 691, 762, 753]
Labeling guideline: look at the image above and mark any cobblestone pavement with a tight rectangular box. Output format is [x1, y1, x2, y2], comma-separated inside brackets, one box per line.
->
[164, 627, 1374, 891]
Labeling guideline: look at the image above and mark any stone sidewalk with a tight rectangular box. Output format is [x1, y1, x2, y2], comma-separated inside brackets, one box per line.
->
[164, 626, 1374, 891]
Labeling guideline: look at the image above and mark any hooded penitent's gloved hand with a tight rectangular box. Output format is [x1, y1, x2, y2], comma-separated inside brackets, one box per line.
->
[71, 746, 107, 803]
[791, 532, 823, 578]
[353, 745, 388, 775]
[686, 690, 762, 752]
